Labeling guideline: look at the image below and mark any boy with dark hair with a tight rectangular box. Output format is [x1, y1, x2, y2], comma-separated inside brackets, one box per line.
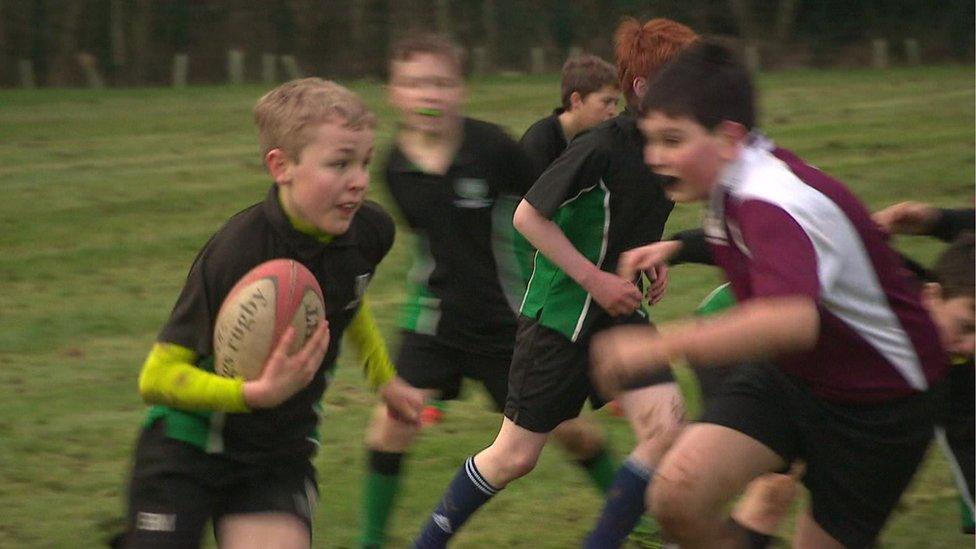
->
[520, 53, 619, 179]
[594, 40, 948, 548]
[412, 19, 698, 549]
[360, 33, 617, 549]
[118, 78, 425, 549]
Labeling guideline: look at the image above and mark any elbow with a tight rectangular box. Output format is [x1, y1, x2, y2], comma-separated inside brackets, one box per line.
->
[512, 199, 534, 234]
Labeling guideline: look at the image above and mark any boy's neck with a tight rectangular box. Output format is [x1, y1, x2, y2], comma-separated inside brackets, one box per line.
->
[557, 110, 581, 141]
[277, 190, 334, 243]
[397, 116, 464, 175]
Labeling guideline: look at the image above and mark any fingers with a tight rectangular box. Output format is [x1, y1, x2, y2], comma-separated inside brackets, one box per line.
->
[293, 319, 330, 365]
[270, 326, 297, 361]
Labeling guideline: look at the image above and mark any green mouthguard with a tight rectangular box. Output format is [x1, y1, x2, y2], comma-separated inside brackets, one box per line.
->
[415, 107, 442, 118]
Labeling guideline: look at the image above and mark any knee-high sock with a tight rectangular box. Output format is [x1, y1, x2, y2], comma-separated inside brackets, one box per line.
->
[413, 457, 499, 549]
[360, 450, 404, 547]
[584, 458, 653, 548]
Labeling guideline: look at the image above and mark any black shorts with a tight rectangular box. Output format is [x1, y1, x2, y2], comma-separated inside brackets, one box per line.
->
[395, 331, 510, 410]
[504, 315, 673, 433]
[121, 420, 318, 548]
[702, 363, 939, 548]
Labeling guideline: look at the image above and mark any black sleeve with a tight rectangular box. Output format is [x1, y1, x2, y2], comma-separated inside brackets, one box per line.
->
[930, 208, 975, 242]
[523, 129, 610, 218]
[519, 119, 557, 182]
[668, 228, 714, 266]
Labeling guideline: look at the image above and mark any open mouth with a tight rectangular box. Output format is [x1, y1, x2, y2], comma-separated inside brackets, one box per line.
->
[659, 175, 681, 188]
[337, 201, 361, 213]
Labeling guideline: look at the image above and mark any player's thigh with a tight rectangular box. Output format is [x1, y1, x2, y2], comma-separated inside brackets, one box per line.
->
[504, 317, 592, 433]
[800, 388, 937, 548]
[654, 423, 785, 515]
[218, 459, 318, 545]
[618, 382, 683, 443]
[216, 513, 309, 549]
[464, 350, 512, 411]
[124, 423, 218, 548]
[394, 331, 464, 400]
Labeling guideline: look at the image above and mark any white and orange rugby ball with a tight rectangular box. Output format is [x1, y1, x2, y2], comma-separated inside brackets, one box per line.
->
[213, 259, 325, 380]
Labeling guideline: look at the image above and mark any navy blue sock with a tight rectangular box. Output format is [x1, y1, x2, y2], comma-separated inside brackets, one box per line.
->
[413, 456, 499, 548]
[584, 458, 653, 549]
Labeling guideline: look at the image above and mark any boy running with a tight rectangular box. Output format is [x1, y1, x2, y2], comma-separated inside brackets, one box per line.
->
[360, 34, 617, 548]
[595, 40, 948, 548]
[413, 19, 699, 548]
[118, 78, 424, 549]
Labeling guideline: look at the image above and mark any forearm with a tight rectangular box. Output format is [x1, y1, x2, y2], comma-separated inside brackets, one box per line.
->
[604, 296, 819, 387]
[346, 297, 396, 389]
[664, 296, 819, 365]
[513, 199, 601, 286]
[138, 343, 250, 412]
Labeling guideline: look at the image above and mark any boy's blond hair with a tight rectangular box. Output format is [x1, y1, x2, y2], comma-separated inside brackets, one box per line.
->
[254, 78, 376, 161]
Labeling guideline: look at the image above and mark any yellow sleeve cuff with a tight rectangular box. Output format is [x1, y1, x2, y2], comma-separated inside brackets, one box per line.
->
[346, 297, 397, 389]
[138, 343, 250, 413]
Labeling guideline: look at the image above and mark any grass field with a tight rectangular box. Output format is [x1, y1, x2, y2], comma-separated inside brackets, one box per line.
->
[0, 65, 973, 548]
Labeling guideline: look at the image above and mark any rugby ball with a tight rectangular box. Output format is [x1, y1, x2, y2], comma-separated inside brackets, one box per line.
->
[213, 259, 325, 380]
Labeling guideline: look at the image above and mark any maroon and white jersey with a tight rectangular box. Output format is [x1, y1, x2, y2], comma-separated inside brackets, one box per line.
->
[705, 136, 948, 403]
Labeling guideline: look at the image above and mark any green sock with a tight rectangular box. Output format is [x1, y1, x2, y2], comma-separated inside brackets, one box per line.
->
[360, 450, 404, 547]
[579, 448, 618, 493]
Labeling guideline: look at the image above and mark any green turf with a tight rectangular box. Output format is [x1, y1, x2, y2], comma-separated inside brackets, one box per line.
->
[0, 65, 972, 547]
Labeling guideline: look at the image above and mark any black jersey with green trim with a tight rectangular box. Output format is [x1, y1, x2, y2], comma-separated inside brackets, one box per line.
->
[150, 186, 394, 463]
[520, 110, 674, 341]
[519, 108, 567, 181]
[384, 117, 535, 355]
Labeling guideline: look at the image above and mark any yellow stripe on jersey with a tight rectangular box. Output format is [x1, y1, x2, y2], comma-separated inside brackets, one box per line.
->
[138, 343, 250, 412]
[347, 297, 396, 389]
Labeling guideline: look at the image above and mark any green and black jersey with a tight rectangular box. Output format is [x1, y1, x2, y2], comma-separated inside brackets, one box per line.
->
[384, 118, 536, 356]
[520, 110, 674, 341]
[148, 186, 394, 463]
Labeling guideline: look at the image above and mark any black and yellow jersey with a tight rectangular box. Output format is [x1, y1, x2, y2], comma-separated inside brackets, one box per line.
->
[147, 185, 394, 463]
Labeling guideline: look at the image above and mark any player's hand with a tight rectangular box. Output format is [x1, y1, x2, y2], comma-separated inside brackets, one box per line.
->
[244, 321, 330, 409]
[589, 325, 669, 399]
[872, 201, 939, 235]
[380, 377, 425, 425]
[584, 270, 642, 317]
[618, 241, 682, 281]
[644, 264, 669, 306]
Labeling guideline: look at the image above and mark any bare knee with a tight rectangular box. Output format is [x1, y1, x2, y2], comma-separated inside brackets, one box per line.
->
[478, 442, 543, 485]
[552, 418, 605, 460]
[650, 470, 711, 541]
[366, 405, 421, 452]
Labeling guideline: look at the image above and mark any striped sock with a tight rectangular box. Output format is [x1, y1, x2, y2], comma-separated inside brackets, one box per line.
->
[413, 457, 499, 548]
[584, 458, 653, 548]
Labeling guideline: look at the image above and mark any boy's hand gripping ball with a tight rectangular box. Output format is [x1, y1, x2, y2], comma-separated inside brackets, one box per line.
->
[213, 259, 325, 380]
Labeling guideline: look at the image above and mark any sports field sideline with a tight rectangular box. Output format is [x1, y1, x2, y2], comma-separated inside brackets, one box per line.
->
[0, 65, 972, 547]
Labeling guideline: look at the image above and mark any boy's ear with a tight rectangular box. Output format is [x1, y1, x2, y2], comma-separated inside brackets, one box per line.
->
[632, 76, 648, 100]
[716, 120, 749, 160]
[568, 91, 583, 111]
[265, 149, 293, 185]
[921, 281, 944, 306]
